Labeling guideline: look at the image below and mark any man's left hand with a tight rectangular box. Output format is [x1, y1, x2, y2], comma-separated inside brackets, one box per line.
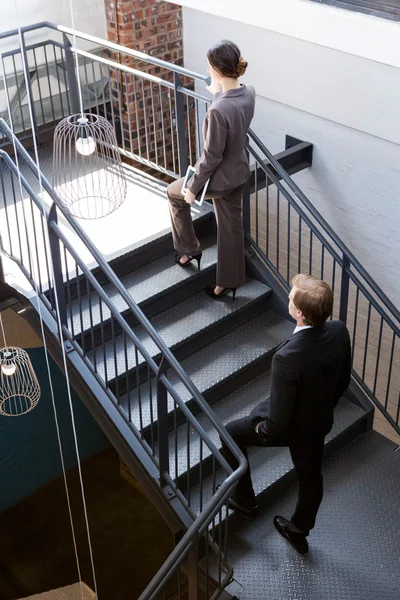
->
[184, 189, 196, 205]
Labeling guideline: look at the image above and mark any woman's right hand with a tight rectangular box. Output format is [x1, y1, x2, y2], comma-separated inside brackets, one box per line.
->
[184, 188, 196, 205]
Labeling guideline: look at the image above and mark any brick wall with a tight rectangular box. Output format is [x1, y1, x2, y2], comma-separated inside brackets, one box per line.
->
[105, 1, 183, 66]
[103, 0, 193, 177]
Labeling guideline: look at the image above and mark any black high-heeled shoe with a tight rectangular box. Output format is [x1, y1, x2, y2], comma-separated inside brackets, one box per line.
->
[206, 287, 237, 301]
[175, 252, 202, 271]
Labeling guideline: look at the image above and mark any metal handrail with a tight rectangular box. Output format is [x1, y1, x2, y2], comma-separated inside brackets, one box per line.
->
[247, 129, 400, 324]
[0, 117, 245, 467]
[4, 20, 395, 328]
[0, 120, 247, 599]
[1, 20, 399, 596]
[73, 47, 175, 88]
[245, 137, 400, 337]
[138, 479, 236, 600]
[0, 155, 245, 599]
[0, 21, 209, 83]
[245, 133, 400, 437]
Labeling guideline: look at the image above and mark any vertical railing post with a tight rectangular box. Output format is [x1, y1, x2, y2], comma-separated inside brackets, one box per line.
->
[157, 358, 170, 486]
[63, 33, 81, 115]
[174, 72, 188, 177]
[243, 181, 251, 241]
[47, 203, 68, 330]
[243, 147, 251, 240]
[339, 253, 350, 324]
[187, 544, 199, 600]
[20, 32, 39, 145]
[243, 150, 250, 239]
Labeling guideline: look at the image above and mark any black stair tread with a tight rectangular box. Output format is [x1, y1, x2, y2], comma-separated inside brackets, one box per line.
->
[167, 371, 367, 480]
[188, 397, 368, 516]
[69, 235, 217, 334]
[90, 279, 272, 378]
[168, 370, 274, 480]
[117, 311, 294, 430]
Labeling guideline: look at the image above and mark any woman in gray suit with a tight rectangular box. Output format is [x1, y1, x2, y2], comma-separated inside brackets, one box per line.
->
[167, 40, 255, 300]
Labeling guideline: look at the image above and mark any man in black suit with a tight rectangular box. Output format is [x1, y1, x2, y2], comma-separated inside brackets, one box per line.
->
[221, 274, 352, 554]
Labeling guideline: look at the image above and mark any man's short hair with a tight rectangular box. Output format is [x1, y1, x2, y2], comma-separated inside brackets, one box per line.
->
[291, 274, 333, 326]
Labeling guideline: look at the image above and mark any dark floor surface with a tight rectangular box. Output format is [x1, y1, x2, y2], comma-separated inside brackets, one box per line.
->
[227, 431, 400, 600]
[0, 448, 173, 599]
[1, 432, 399, 600]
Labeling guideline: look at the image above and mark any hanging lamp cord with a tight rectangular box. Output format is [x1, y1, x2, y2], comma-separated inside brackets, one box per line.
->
[0, 40, 87, 600]
[0, 312, 7, 351]
[1, 2, 100, 597]
[67, 0, 85, 118]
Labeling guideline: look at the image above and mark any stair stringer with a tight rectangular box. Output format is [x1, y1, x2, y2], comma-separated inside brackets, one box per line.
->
[18, 296, 194, 537]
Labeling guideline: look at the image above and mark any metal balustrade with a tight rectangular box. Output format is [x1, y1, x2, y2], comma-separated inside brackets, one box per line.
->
[0, 116, 245, 598]
[244, 129, 400, 436]
[0, 19, 399, 599]
[0, 22, 209, 180]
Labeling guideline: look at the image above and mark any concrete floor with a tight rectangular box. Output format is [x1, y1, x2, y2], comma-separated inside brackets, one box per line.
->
[228, 431, 400, 600]
[0, 447, 174, 600]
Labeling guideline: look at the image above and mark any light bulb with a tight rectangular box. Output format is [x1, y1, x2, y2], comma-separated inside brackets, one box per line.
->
[1, 363, 16, 377]
[76, 136, 96, 156]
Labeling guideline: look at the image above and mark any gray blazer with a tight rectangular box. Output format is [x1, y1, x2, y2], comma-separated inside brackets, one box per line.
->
[189, 84, 256, 195]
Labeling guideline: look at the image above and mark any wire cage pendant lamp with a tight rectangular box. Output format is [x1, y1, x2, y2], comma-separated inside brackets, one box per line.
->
[0, 346, 41, 416]
[52, 0, 127, 220]
[5, 0, 99, 592]
[53, 112, 127, 219]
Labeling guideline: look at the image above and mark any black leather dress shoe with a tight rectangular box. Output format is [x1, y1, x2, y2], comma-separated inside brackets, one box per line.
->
[228, 495, 258, 519]
[273, 515, 309, 554]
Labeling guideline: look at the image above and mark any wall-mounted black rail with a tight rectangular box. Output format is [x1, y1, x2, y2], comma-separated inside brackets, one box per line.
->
[248, 136, 313, 194]
[244, 128, 400, 437]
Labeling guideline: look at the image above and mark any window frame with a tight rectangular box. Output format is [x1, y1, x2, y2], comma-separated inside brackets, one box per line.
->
[308, 0, 400, 21]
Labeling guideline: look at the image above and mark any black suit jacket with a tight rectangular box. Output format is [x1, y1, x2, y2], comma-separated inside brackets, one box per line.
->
[250, 320, 352, 442]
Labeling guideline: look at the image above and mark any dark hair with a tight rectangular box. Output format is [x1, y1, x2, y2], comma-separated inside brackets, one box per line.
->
[291, 274, 333, 326]
[207, 40, 248, 79]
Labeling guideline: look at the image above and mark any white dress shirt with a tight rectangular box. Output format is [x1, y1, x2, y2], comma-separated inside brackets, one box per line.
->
[293, 325, 313, 335]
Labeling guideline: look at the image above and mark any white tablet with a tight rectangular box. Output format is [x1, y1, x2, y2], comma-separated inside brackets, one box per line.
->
[181, 166, 210, 206]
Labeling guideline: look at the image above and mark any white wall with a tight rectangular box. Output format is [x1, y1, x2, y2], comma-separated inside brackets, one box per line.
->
[182, 7, 400, 307]
[0, 0, 106, 54]
[179, 0, 400, 68]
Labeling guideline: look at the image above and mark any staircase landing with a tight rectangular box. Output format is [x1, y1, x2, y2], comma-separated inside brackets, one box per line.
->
[228, 431, 400, 600]
[0, 145, 211, 300]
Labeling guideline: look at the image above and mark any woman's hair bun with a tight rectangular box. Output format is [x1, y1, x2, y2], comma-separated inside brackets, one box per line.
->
[236, 56, 248, 78]
[207, 41, 248, 79]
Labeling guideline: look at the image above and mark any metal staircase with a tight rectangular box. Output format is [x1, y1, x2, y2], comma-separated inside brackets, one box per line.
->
[0, 21, 399, 600]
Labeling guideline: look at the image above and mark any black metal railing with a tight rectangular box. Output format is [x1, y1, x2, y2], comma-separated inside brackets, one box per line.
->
[1, 19, 399, 598]
[0, 120, 245, 599]
[0, 28, 108, 147]
[0, 22, 210, 180]
[0, 23, 240, 599]
[244, 129, 400, 436]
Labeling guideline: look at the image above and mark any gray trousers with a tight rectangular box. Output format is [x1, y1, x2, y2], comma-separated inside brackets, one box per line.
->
[167, 177, 246, 289]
